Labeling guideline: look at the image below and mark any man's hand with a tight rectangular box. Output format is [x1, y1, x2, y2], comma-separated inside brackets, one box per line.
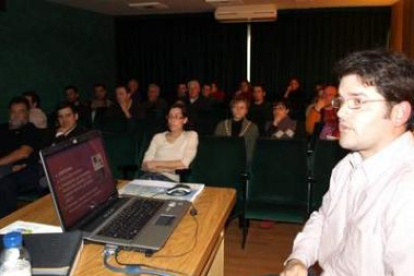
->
[274, 113, 287, 126]
[314, 97, 330, 111]
[280, 259, 308, 276]
[119, 100, 132, 119]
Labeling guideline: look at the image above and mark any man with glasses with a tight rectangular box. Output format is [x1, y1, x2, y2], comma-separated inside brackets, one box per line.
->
[280, 49, 414, 276]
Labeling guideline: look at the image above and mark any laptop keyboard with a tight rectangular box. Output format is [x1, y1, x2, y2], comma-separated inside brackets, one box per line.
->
[98, 198, 164, 240]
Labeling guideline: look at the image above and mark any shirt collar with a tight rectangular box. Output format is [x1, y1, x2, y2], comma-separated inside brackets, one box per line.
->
[349, 132, 414, 183]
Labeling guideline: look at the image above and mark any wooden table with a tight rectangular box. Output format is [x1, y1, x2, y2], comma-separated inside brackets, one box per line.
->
[0, 182, 236, 276]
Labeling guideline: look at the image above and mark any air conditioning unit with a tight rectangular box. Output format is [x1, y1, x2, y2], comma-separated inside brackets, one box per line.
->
[215, 4, 277, 23]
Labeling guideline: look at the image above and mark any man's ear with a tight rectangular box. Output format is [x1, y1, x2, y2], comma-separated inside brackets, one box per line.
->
[391, 101, 411, 127]
[183, 117, 188, 124]
[75, 113, 79, 121]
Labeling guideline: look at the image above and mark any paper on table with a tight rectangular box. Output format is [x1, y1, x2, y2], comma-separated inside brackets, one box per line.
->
[0, 220, 62, 235]
[119, 179, 204, 202]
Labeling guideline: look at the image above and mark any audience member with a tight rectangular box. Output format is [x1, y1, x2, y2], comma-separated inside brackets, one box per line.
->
[141, 103, 198, 182]
[140, 83, 168, 119]
[106, 86, 142, 121]
[234, 79, 253, 101]
[53, 103, 89, 144]
[0, 97, 41, 218]
[248, 84, 272, 135]
[90, 83, 112, 124]
[187, 80, 212, 131]
[202, 84, 212, 98]
[176, 83, 188, 103]
[210, 82, 226, 103]
[280, 49, 414, 276]
[65, 85, 90, 127]
[215, 96, 259, 164]
[265, 100, 297, 139]
[283, 78, 307, 120]
[127, 78, 141, 103]
[22, 91, 47, 129]
[305, 85, 338, 136]
[201, 83, 217, 107]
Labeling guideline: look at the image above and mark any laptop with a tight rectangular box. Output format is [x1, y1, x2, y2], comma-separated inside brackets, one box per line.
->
[39, 130, 189, 253]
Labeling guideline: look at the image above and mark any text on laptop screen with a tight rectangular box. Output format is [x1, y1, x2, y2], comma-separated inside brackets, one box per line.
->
[44, 136, 115, 228]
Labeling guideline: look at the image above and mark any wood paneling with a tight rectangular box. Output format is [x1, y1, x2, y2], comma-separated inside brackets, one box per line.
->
[390, 0, 403, 51]
[391, 0, 414, 58]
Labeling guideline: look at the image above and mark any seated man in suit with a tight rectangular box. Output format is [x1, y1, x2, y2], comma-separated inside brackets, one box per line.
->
[187, 80, 212, 132]
[65, 85, 91, 127]
[53, 103, 89, 144]
[140, 83, 168, 120]
[248, 84, 272, 136]
[0, 97, 41, 218]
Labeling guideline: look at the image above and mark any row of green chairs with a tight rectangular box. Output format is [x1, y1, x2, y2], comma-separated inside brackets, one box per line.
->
[241, 138, 348, 248]
[101, 131, 348, 249]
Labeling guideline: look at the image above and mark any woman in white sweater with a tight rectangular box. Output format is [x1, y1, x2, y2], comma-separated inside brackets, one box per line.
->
[141, 103, 198, 182]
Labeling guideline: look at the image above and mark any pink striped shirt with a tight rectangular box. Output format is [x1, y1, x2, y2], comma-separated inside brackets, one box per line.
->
[288, 132, 414, 276]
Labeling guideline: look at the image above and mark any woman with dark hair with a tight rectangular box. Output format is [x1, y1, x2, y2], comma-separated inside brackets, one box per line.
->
[141, 103, 198, 182]
[214, 96, 259, 164]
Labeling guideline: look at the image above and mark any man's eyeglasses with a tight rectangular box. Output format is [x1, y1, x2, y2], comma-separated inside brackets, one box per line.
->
[331, 97, 387, 110]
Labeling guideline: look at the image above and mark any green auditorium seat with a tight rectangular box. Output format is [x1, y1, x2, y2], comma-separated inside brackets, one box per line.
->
[94, 117, 138, 133]
[102, 131, 142, 179]
[188, 136, 247, 220]
[242, 138, 309, 248]
[309, 139, 349, 211]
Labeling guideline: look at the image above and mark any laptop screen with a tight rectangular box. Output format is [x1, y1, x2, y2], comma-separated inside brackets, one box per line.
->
[41, 132, 116, 229]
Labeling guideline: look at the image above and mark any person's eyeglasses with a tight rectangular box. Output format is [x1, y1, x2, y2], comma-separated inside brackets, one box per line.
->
[331, 97, 387, 110]
[166, 116, 184, 121]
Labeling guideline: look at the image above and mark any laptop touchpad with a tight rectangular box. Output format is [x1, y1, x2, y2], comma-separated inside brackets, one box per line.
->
[156, 215, 176, 226]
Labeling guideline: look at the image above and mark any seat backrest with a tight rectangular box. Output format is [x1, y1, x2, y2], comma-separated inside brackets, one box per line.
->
[189, 136, 246, 190]
[248, 138, 308, 206]
[195, 108, 229, 135]
[310, 139, 349, 210]
[102, 131, 140, 179]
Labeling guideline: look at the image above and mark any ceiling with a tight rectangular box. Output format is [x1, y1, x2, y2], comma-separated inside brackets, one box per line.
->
[46, 0, 398, 16]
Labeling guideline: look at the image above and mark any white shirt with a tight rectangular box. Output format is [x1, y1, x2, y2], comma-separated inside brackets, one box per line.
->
[143, 131, 198, 181]
[288, 132, 414, 276]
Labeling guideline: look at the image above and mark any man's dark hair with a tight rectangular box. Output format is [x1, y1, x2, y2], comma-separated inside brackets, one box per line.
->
[273, 99, 291, 110]
[253, 83, 266, 92]
[22, 91, 41, 107]
[169, 102, 189, 119]
[334, 49, 414, 130]
[116, 85, 131, 94]
[56, 102, 79, 114]
[65, 85, 79, 94]
[8, 96, 30, 110]
[94, 83, 106, 90]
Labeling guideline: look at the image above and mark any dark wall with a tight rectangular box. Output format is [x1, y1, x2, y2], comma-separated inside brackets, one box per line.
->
[116, 13, 247, 102]
[116, 8, 390, 103]
[0, 0, 116, 122]
[251, 8, 391, 101]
